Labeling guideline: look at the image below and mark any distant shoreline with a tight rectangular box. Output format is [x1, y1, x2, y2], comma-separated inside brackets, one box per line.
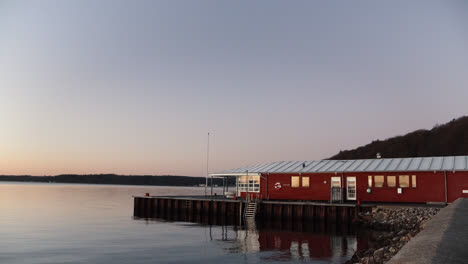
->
[0, 181, 226, 189]
[0, 175, 235, 187]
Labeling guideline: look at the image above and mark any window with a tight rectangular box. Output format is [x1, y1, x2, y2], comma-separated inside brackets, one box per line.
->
[331, 177, 341, 187]
[374, 176, 384, 187]
[412, 175, 417, 188]
[302, 176, 310, 187]
[387, 176, 396, 187]
[238, 176, 247, 192]
[291, 176, 300, 188]
[399, 175, 410, 188]
[368, 176, 372, 187]
[237, 175, 260, 192]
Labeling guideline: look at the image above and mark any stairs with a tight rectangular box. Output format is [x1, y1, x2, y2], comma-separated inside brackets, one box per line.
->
[244, 202, 257, 219]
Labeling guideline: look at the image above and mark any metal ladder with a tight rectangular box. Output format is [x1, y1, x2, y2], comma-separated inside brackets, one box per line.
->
[244, 201, 257, 219]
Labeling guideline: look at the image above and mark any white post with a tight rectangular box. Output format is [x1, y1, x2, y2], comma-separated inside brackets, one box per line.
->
[211, 175, 213, 196]
[246, 170, 249, 202]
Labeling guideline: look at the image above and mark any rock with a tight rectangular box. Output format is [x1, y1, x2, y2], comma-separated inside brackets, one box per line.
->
[360, 257, 369, 264]
[364, 248, 375, 256]
[375, 213, 387, 224]
[396, 230, 407, 236]
[357, 206, 440, 263]
[400, 235, 410, 242]
[373, 247, 385, 262]
[420, 220, 429, 229]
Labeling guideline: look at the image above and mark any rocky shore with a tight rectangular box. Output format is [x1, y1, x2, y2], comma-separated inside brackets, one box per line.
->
[347, 206, 441, 264]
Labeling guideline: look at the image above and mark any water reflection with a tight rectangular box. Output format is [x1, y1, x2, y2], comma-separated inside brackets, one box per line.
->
[135, 212, 367, 262]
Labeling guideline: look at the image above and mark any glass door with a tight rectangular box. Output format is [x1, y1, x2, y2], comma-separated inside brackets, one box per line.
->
[346, 177, 357, 200]
[330, 177, 342, 202]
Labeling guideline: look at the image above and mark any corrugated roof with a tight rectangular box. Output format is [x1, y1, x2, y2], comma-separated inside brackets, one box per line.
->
[211, 155, 468, 175]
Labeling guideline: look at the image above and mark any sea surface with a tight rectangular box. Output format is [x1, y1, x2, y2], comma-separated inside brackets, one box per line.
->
[0, 182, 374, 263]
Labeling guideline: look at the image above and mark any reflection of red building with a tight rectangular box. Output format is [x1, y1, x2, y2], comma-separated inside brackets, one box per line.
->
[259, 232, 333, 258]
[233, 222, 369, 262]
[256, 230, 367, 261]
[148, 210, 370, 262]
[211, 156, 468, 203]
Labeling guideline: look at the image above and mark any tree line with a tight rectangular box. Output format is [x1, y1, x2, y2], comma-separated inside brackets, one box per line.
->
[0, 174, 235, 186]
[330, 116, 468, 160]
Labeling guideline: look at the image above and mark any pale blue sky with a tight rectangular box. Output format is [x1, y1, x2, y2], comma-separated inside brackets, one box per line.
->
[0, 1, 467, 176]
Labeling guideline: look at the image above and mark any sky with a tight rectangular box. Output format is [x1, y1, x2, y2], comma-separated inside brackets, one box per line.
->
[0, 0, 467, 176]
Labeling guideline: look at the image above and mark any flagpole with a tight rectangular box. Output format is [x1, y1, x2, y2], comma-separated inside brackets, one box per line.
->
[205, 132, 210, 196]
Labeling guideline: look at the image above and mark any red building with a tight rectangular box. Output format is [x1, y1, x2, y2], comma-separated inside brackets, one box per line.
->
[211, 156, 468, 203]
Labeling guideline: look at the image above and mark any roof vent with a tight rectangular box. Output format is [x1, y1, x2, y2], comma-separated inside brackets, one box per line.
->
[302, 163, 306, 168]
[376, 153, 382, 159]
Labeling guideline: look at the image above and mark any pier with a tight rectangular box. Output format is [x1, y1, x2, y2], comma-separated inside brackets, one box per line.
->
[133, 195, 371, 224]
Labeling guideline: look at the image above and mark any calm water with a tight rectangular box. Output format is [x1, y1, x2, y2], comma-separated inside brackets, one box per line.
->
[0, 182, 372, 263]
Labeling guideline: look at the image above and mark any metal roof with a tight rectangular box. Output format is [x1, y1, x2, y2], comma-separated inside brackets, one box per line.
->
[210, 155, 468, 175]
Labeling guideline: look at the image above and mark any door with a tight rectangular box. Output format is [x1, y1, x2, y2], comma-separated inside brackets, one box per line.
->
[346, 177, 357, 200]
[331, 177, 342, 202]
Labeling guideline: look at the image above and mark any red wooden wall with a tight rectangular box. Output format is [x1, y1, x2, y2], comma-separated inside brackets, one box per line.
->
[239, 171, 468, 203]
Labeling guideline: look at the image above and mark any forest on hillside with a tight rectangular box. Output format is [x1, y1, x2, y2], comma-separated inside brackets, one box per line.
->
[330, 116, 468, 160]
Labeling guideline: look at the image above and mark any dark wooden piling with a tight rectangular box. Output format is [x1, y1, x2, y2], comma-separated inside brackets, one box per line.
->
[203, 201, 210, 216]
[327, 206, 336, 222]
[220, 201, 226, 218]
[318, 206, 326, 220]
[145, 197, 153, 217]
[133, 196, 371, 225]
[284, 204, 293, 220]
[294, 205, 304, 220]
[273, 204, 282, 219]
[151, 198, 159, 218]
[133, 197, 139, 216]
[140, 197, 147, 217]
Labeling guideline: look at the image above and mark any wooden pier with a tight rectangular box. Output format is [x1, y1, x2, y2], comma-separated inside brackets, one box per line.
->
[133, 195, 371, 225]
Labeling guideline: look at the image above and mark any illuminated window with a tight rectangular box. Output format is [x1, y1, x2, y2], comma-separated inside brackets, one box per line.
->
[412, 175, 417, 188]
[368, 176, 372, 187]
[374, 176, 384, 187]
[291, 176, 300, 188]
[302, 177, 310, 187]
[399, 175, 410, 188]
[238, 176, 247, 192]
[331, 177, 341, 187]
[237, 175, 260, 192]
[387, 176, 396, 187]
